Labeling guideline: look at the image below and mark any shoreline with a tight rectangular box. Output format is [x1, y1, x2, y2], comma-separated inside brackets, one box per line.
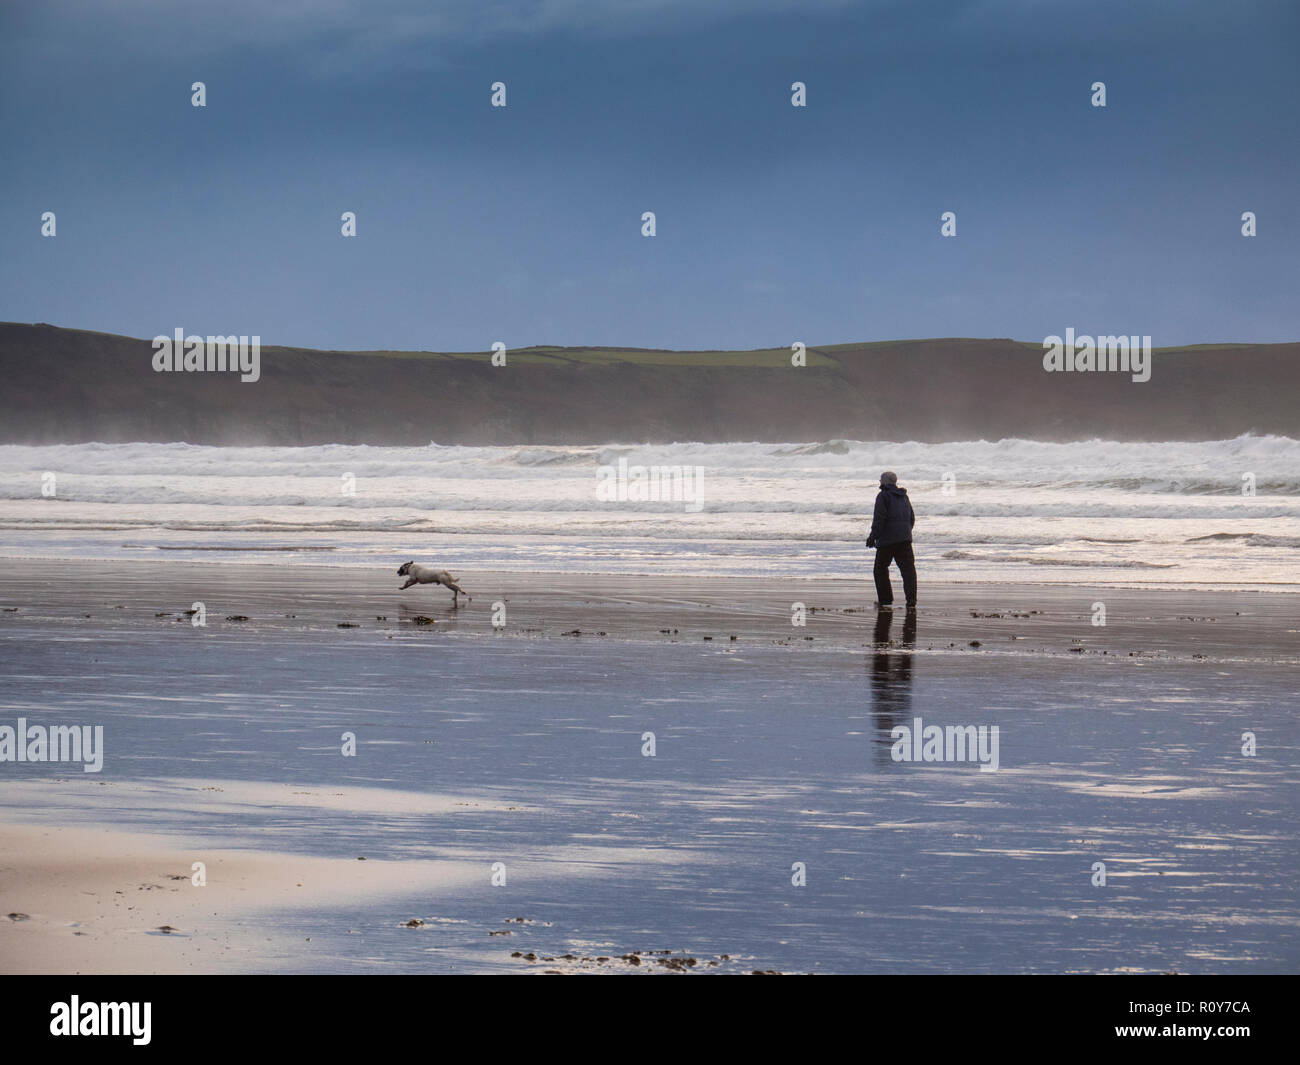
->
[2, 545, 1299, 590]
[1, 559, 1296, 663]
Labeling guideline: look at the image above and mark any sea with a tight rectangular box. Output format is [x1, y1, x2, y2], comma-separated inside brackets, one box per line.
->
[0, 435, 1296, 588]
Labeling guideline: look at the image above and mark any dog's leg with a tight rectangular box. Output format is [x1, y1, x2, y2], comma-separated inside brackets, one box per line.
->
[399, 578, 417, 590]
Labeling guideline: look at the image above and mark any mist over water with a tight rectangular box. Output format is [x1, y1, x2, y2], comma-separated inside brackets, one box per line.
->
[1, 436, 1296, 587]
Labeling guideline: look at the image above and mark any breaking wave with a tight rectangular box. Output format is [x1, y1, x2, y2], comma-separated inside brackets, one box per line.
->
[0, 437, 1295, 584]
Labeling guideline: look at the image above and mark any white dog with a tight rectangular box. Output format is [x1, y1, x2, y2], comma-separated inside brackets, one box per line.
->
[397, 562, 472, 606]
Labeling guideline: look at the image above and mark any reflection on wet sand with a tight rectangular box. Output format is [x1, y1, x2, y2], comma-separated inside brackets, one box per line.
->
[869, 608, 916, 764]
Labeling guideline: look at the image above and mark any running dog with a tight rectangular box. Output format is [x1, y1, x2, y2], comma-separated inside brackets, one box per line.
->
[396, 562, 472, 606]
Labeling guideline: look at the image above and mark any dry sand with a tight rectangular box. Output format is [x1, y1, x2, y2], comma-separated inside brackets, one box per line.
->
[0, 819, 487, 974]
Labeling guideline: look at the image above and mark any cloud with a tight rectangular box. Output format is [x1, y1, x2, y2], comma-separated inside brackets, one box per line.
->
[3, 0, 1278, 78]
[0, 0, 868, 81]
[17, 0, 861, 55]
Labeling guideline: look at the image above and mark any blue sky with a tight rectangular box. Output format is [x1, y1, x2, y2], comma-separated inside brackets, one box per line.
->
[1, 0, 1297, 351]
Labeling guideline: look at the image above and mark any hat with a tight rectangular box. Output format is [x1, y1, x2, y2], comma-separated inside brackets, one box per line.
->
[880, 470, 898, 485]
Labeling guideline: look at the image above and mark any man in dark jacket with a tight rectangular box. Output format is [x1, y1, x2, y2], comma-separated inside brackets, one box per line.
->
[866, 470, 916, 609]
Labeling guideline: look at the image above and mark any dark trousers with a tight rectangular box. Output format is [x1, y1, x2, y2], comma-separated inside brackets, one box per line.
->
[873, 541, 917, 605]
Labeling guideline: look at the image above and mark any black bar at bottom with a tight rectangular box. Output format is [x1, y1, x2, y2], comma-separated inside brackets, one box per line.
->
[1, 974, 1287, 1053]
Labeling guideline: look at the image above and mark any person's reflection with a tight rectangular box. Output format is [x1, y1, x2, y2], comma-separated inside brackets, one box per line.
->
[869, 608, 916, 764]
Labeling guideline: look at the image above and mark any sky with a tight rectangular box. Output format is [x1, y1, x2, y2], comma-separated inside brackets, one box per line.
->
[1, 0, 1297, 351]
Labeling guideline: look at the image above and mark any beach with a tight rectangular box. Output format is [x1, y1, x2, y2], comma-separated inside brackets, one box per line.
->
[2, 560, 1296, 974]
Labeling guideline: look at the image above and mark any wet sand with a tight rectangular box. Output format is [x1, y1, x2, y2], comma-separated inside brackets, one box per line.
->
[1, 561, 1297, 974]
[2, 558, 1297, 659]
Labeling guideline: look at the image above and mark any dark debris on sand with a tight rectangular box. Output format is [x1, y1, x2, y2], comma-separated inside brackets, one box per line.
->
[507, 946, 769, 974]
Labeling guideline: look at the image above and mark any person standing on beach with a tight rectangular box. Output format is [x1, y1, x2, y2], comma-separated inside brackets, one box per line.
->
[866, 470, 917, 609]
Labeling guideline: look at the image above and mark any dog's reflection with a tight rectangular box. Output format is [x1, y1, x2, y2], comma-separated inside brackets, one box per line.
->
[869, 608, 916, 764]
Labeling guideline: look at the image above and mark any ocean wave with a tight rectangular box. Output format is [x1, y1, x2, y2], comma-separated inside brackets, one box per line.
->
[509, 447, 593, 467]
[941, 550, 1176, 569]
[1, 438, 1297, 557]
[3, 433, 1298, 487]
[2, 485, 1296, 521]
[771, 440, 857, 456]
[1187, 533, 1300, 548]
